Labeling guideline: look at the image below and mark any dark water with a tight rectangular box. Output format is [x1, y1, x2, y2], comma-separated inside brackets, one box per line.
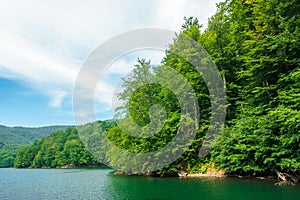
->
[0, 168, 299, 200]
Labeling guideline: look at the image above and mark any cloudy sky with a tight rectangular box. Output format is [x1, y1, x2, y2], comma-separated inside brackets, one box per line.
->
[0, 0, 222, 127]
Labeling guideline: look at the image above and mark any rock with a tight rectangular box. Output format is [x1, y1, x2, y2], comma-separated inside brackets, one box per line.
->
[59, 164, 75, 168]
[178, 170, 188, 177]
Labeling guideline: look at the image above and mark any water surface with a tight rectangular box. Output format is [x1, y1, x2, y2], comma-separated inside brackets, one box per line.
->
[0, 168, 299, 199]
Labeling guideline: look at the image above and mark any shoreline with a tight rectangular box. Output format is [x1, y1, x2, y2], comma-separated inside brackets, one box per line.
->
[8, 166, 298, 185]
[113, 170, 274, 179]
[112, 169, 292, 185]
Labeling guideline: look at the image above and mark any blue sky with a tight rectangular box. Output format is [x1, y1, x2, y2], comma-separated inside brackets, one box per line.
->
[0, 0, 222, 127]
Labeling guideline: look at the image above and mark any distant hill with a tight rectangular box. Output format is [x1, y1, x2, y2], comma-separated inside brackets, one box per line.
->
[0, 125, 70, 168]
[13, 120, 116, 168]
[0, 125, 71, 145]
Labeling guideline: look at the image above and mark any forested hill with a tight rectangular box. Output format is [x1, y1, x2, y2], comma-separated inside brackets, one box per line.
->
[0, 125, 70, 168]
[14, 121, 115, 168]
[0, 125, 70, 145]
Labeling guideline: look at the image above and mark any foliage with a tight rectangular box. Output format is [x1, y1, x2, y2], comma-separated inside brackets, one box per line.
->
[102, 0, 299, 176]
[0, 125, 69, 167]
[208, 0, 300, 176]
[0, 125, 70, 145]
[0, 145, 22, 167]
[13, 126, 107, 168]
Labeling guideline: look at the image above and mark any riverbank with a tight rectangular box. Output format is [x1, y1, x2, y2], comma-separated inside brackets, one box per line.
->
[16, 164, 299, 186]
[25, 163, 107, 169]
[179, 168, 227, 178]
[113, 168, 299, 186]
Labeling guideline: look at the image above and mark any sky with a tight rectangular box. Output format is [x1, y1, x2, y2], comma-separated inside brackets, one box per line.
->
[0, 0, 222, 127]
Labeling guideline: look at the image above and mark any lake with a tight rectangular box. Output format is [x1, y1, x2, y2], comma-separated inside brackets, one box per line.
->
[0, 168, 299, 200]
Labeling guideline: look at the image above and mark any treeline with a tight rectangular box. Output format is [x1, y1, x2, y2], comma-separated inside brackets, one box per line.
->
[0, 125, 69, 168]
[0, 145, 21, 167]
[93, 0, 299, 176]
[14, 127, 100, 168]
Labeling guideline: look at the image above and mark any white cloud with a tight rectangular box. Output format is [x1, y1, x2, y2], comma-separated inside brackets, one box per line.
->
[49, 90, 67, 108]
[0, 0, 222, 115]
[0, 32, 77, 83]
[153, 0, 221, 30]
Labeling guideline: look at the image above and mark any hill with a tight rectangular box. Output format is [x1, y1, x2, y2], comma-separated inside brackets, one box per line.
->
[14, 121, 116, 168]
[0, 125, 70, 145]
[0, 125, 70, 167]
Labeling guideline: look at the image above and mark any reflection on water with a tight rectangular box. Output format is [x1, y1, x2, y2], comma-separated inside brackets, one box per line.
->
[0, 168, 299, 200]
[107, 171, 300, 200]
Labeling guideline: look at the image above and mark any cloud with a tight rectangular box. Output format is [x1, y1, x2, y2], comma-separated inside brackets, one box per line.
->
[153, 0, 221, 30]
[0, 31, 77, 107]
[0, 32, 77, 83]
[0, 0, 222, 115]
[49, 90, 67, 108]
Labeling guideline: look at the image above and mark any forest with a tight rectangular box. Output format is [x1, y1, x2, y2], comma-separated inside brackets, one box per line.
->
[13, 121, 115, 168]
[13, 127, 98, 168]
[0, 125, 69, 167]
[6, 0, 300, 182]
[92, 0, 299, 178]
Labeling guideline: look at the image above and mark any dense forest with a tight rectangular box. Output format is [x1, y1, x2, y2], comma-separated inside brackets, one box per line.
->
[5, 0, 300, 182]
[14, 127, 97, 168]
[13, 121, 115, 168]
[203, 0, 300, 176]
[0, 125, 69, 167]
[81, 0, 299, 178]
[207, 0, 299, 176]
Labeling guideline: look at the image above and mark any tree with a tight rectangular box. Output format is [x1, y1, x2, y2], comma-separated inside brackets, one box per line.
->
[14, 127, 103, 168]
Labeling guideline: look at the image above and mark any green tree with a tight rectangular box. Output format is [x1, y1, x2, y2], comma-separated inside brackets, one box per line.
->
[15, 126, 104, 168]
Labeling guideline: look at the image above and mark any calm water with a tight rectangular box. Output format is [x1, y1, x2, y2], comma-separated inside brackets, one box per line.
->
[0, 168, 299, 200]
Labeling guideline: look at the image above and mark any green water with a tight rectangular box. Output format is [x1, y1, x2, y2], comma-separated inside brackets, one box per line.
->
[0, 168, 299, 200]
